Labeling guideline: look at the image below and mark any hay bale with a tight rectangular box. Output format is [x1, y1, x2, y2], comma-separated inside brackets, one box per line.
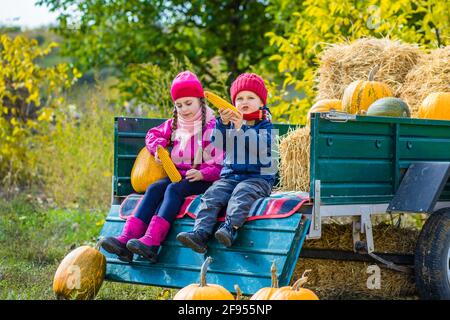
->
[292, 221, 420, 299]
[400, 46, 450, 115]
[294, 259, 416, 300]
[315, 38, 423, 102]
[277, 126, 310, 191]
[305, 220, 419, 253]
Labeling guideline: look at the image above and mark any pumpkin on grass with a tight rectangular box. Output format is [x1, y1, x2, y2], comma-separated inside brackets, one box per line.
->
[270, 270, 319, 300]
[131, 147, 167, 193]
[53, 243, 106, 300]
[250, 261, 279, 300]
[342, 66, 393, 115]
[418, 92, 450, 121]
[173, 257, 234, 300]
[307, 99, 343, 121]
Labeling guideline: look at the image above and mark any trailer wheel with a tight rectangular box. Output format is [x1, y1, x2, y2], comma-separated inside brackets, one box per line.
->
[414, 207, 450, 300]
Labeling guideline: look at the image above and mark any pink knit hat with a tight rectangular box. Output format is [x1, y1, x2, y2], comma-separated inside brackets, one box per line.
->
[230, 73, 268, 105]
[170, 71, 205, 101]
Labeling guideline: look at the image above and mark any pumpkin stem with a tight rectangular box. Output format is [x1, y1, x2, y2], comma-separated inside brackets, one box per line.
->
[94, 239, 103, 251]
[368, 65, 380, 81]
[270, 261, 279, 288]
[234, 284, 242, 300]
[292, 269, 312, 291]
[199, 257, 212, 287]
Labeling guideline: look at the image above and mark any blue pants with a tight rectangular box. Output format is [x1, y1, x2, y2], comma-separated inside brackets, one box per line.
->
[194, 178, 272, 234]
[134, 177, 212, 224]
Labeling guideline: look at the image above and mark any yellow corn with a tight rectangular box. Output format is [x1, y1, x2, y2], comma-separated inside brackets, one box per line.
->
[157, 145, 182, 183]
[204, 91, 239, 113]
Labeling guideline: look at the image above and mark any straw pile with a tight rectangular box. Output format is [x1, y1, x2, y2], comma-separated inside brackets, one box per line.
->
[292, 220, 420, 300]
[400, 46, 450, 115]
[315, 38, 423, 102]
[277, 126, 310, 192]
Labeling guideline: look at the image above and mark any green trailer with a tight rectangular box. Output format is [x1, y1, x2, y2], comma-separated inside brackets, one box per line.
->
[99, 111, 450, 299]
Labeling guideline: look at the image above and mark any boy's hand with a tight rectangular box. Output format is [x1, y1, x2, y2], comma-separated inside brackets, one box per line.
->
[219, 108, 234, 125]
[186, 169, 204, 182]
[230, 111, 243, 130]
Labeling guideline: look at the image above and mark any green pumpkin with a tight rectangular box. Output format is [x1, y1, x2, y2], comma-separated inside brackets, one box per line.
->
[367, 97, 411, 118]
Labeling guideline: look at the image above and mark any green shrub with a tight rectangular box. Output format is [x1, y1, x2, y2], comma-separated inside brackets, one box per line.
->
[35, 82, 116, 211]
[0, 34, 79, 190]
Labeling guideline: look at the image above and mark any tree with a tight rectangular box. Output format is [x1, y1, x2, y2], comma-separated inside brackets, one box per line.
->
[37, 0, 274, 81]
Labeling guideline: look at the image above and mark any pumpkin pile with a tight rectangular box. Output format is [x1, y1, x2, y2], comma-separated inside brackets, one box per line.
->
[174, 258, 319, 300]
[280, 39, 449, 193]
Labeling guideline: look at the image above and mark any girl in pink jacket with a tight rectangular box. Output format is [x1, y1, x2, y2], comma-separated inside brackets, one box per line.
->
[101, 71, 222, 263]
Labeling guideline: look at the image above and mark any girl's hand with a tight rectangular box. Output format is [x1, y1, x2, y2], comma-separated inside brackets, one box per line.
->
[186, 169, 204, 182]
[230, 111, 243, 130]
[219, 108, 234, 125]
[154, 148, 161, 163]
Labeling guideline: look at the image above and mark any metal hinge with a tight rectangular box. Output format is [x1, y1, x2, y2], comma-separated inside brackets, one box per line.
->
[307, 180, 322, 239]
[321, 110, 356, 122]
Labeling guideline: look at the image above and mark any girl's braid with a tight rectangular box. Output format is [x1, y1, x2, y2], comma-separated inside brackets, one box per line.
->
[168, 107, 178, 148]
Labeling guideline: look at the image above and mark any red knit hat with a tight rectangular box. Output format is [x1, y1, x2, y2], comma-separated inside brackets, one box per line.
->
[170, 71, 205, 101]
[230, 73, 268, 105]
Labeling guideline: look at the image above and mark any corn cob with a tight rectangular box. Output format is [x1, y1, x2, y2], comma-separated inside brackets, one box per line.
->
[157, 145, 182, 183]
[204, 91, 239, 113]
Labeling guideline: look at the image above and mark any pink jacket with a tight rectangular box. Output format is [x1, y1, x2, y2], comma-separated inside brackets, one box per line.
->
[145, 118, 223, 182]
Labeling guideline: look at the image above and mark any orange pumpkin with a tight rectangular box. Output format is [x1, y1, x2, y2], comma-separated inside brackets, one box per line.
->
[173, 257, 234, 300]
[250, 261, 279, 300]
[418, 92, 450, 120]
[53, 243, 106, 300]
[270, 270, 319, 300]
[131, 147, 167, 193]
[342, 66, 393, 115]
[307, 99, 342, 121]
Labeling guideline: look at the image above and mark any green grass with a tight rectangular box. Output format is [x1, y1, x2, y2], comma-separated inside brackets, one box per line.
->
[0, 195, 176, 300]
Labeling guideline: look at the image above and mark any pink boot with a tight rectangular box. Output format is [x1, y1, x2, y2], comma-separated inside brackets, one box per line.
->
[126, 215, 171, 263]
[116, 216, 148, 244]
[100, 216, 148, 262]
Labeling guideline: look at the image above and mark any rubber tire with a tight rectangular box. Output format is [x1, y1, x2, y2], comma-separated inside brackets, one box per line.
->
[414, 207, 450, 300]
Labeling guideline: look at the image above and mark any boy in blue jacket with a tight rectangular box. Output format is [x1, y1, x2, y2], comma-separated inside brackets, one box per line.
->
[177, 73, 276, 253]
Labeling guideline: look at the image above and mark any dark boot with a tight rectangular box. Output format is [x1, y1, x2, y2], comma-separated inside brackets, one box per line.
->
[176, 229, 211, 254]
[100, 237, 133, 263]
[214, 219, 238, 247]
[126, 215, 170, 263]
[100, 216, 148, 262]
[126, 240, 160, 263]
